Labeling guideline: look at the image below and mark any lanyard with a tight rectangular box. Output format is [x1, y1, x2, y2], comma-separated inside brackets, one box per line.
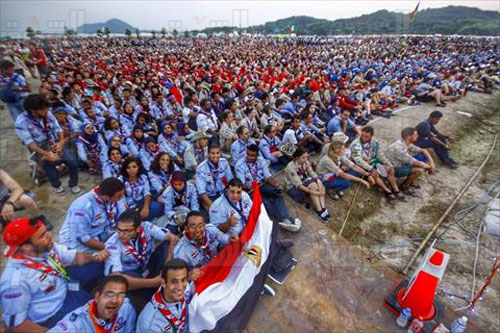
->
[12, 251, 70, 280]
[223, 192, 247, 224]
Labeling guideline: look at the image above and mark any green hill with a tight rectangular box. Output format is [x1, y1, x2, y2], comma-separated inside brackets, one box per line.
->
[77, 18, 135, 34]
[199, 6, 500, 36]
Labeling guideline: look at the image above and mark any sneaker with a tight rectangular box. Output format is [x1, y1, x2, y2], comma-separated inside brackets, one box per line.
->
[278, 219, 300, 232]
[261, 283, 276, 297]
[337, 190, 345, 197]
[394, 191, 406, 201]
[294, 218, 302, 229]
[53, 186, 65, 195]
[70, 186, 82, 194]
[316, 209, 329, 223]
[327, 189, 340, 200]
[325, 209, 331, 219]
[401, 186, 417, 196]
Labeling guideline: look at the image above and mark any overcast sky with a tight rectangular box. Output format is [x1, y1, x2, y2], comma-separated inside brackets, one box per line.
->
[0, 0, 498, 36]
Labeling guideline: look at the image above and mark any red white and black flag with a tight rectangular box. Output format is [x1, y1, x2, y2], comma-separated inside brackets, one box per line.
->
[188, 182, 276, 332]
[409, 2, 420, 21]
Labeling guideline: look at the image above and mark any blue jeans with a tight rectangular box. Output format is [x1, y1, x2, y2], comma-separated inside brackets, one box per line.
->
[323, 170, 361, 191]
[42, 262, 104, 328]
[415, 138, 450, 163]
[260, 183, 292, 222]
[6, 98, 25, 122]
[40, 146, 79, 188]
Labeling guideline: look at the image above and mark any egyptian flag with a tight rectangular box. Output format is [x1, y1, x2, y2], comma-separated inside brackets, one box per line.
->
[409, 2, 420, 21]
[188, 182, 276, 332]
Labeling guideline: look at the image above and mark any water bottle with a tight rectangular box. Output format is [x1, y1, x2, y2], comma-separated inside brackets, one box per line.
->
[450, 316, 467, 333]
[396, 308, 412, 328]
[408, 316, 424, 333]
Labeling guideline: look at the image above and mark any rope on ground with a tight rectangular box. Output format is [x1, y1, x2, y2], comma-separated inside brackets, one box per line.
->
[401, 133, 498, 276]
[338, 182, 362, 237]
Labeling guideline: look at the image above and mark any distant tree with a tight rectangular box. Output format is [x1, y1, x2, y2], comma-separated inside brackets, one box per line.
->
[125, 29, 132, 37]
[172, 29, 178, 38]
[96, 28, 103, 37]
[103, 26, 111, 38]
[183, 30, 190, 38]
[26, 27, 36, 39]
[151, 30, 156, 39]
[135, 28, 140, 38]
[64, 27, 76, 36]
[161, 27, 167, 38]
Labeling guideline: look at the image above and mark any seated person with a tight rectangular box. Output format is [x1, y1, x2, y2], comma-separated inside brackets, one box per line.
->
[158, 121, 187, 166]
[0, 168, 53, 229]
[136, 259, 194, 333]
[385, 127, 435, 196]
[127, 126, 146, 158]
[76, 122, 107, 175]
[282, 116, 318, 151]
[235, 144, 301, 232]
[196, 144, 234, 210]
[284, 147, 330, 222]
[259, 125, 288, 169]
[120, 157, 163, 221]
[59, 177, 128, 252]
[1, 217, 108, 332]
[149, 152, 180, 202]
[48, 275, 136, 333]
[351, 126, 405, 203]
[104, 210, 178, 297]
[174, 211, 237, 274]
[102, 147, 124, 179]
[139, 136, 160, 171]
[162, 171, 199, 234]
[183, 131, 209, 180]
[209, 178, 252, 235]
[415, 111, 457, 169]
[326, 109, 361, 143]
[231, 126, 257, 167]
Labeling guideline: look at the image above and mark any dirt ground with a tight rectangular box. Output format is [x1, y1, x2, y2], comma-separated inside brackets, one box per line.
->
[0, 91, 499, 331]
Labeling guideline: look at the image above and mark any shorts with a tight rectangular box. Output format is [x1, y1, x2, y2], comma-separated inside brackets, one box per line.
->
[395, 164, 413, 178]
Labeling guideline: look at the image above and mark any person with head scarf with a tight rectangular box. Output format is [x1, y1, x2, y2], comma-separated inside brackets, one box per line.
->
[76, 122, 107, 175]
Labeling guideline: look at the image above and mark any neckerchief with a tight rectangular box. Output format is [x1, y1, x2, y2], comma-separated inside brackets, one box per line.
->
[246, 160, 260, 182]
[173, 185, 187, 207]
[194, 146, 205, 163]
[361, 139, 375, 159]
[79, 134, 99, 150]
[264, 136, 278, 153]
[152, 288, 187, 333]
[184, 229, 212, 261]
[131, 134, 144, 149]
[295, 127, 303, 140]
[162, 131, 179, 149]
[207, 161, 227, 188]
[88, 299, 118, 333]
[94, 187, 118, 228]
[26, 112, 56, 144]
[12, 251, 70, 280]
[123, 226, 148, 268]
[109, 160, 122, 178]
[296, 162, 308, 181]
[125, 177, 143, 203]
[223, 192, 247, 224]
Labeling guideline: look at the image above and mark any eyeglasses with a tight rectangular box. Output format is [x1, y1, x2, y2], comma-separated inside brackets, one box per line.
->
[102, 291, 127, 299]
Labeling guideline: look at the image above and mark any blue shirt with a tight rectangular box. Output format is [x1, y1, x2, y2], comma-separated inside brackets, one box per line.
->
[259, 135, 282, 163]
[15, 111, 62, 146]
[59, 188, 128, 252]
[102, 160, 123, 179]
[48, 298, 136, 333]
[119, 174, 152, 209]
[162, 182, 199, 220]
[196, 158, 234, 197]
[209, 191, 252, 235]
[173, 224, 229, 269]
[148, 165, 180, 196]
[76, 133, 108, 163]
[0, 243, 76, 326]
[230, 139, 256, 166]
[327, 115, 355, 136]
[235, 157, 272, 189]
[104, 221, 167, 274]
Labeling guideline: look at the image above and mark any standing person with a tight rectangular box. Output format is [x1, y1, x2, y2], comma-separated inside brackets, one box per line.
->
[385, 127, 436, 196]
[196, 144, 234, 210]
[1, 217, 109, 332]
[136, 259, 194, 333]
[59, 177, 128, 252]
[284, 147, 330, 222]
[48, 275, 137, 333]
[15, 94, 80, 195]
[0, 168, 53, 229]
[29, 43, 48, 76]
[0, 60, 31, 122]
[415, 111, 457, 169]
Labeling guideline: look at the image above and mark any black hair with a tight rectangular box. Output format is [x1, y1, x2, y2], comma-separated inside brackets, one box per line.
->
[104, 117, 120, 131]
[401, 127, 417, 139]
[0, 60, 14, 70]
[208, 143, 221, 153]
[292, 146, 307, 159]
[107, 146, 122, 159]
[275, 99, 285, 108]
[151, 152, 174, 174]
[24, 94, 51, 112]
[95, 275, 129, 294]
[263, 125, 274, 135]
[247, 144, 259, 153]
[161, 259, 189, 280]
[97, 178, 125, 197]
[227, 178, 243, 189]
[220, 111, 231, 122]
[120, 157, 145, 178]
[117, 209, 142, 228]
[362, 126, 374, 135]
[186, 211, 204, 226]
[183, 96, 193, 105]
[236, 125, 247, 136]
[429, 111, 443, 118]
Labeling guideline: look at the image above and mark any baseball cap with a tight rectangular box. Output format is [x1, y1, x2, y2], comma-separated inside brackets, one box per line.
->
[3, 218, 42, 256]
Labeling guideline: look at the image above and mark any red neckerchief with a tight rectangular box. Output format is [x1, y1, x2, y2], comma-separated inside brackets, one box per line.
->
[183, 230, 212, 261]
[11, 251, 69, 280]
[88, 299, 118, 333]
[93, 187, 118, 228]
[152, 287, 187, 332]
[122, 226, 148, 268]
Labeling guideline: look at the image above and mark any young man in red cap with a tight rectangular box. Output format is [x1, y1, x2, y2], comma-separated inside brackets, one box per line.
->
[0, 217, 109, 332]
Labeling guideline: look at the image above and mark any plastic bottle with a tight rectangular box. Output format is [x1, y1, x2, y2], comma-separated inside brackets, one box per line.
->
[408, 316, 424, 333]
[450, 316, 468, 333]
[396, 308, 412, 328]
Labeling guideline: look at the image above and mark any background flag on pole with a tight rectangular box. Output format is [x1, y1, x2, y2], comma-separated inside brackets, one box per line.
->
[409, 2, 421, 21]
